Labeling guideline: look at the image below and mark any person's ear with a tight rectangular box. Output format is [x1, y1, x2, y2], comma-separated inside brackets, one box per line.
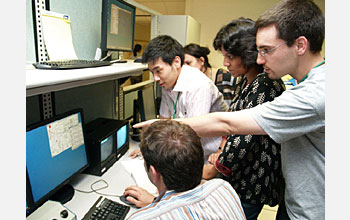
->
[173, 56, 182, 68]
[149, 165, 161, 182]
[199, 57, 205, 65]
[295, 36, 308, 55]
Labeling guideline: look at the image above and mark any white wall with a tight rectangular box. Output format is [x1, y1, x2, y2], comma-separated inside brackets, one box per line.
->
[185, 0, 325, 69]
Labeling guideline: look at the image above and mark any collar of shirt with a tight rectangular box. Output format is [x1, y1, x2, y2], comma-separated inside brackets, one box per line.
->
[172, 65, 203, 93]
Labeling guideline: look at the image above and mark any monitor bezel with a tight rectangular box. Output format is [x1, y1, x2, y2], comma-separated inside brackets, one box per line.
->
[101, 0, 136, 53]
[26, 108, 89, 215]
[26, 169, 35, 216]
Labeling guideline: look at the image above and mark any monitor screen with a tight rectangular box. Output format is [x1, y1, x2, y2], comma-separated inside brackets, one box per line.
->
[101, 0, 136, 52]
[117, 124, 127, 149]
[26, 109, 88, 206]
[100, 134, 114, 162]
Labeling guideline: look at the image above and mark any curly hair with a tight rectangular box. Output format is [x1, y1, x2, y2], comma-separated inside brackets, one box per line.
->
[140, 120, 204, 192]
[213, 18, 263, 73]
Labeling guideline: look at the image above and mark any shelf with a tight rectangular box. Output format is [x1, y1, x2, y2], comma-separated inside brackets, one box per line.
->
[26, 62, 147, 97]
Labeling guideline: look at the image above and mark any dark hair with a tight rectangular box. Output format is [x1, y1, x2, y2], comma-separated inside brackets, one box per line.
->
[142, 35, 184, 66]
[133, 44, 142, 57]
[213, 17, 263, 73]
[139, 120, 204, 192]
[255, 0, 324, 53]
[183, 43, 212, 71]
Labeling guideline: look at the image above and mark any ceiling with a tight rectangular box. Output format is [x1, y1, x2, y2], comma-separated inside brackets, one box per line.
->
[134, 0, 186, 15]
[132, 0, 186, 27]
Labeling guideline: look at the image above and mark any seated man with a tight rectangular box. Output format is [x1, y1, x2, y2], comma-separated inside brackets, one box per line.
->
[123, 120, 246, 220]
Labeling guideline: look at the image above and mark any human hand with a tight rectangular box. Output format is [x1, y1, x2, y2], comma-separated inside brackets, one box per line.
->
[202, 164, 219, 180]
[133, 119, 159, 129]
[129, 149, 142, 159]
[208, 152, 221, 165]
[123, 186, 156, 208]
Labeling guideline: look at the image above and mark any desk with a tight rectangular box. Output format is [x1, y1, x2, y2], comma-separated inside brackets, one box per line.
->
[65, 139, 149, 219]
[26, 61, 147, 97]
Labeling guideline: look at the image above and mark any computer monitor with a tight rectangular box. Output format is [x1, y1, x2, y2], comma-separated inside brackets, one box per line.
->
[126, 81, 157, 141]
[139, 83, 157, 121]
[84, 118, 129, 176]
[26, 109, 88, 215]
[124, 90, 138, 120]
[101, 0, 136, 57]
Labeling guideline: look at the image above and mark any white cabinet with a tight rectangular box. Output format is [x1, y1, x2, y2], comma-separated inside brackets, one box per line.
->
[151, 15, 201, 46]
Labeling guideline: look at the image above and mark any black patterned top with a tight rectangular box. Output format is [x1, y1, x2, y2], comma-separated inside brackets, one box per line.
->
[216, 73, 285, 206]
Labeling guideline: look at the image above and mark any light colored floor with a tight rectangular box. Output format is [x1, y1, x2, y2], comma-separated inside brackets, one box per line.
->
[258, 205, 278, 220]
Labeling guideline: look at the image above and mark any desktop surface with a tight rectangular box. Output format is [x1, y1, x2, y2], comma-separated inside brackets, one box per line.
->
[64, 139, 147, 219]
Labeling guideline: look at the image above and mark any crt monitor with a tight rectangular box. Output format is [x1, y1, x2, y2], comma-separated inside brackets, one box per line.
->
[84, 118, 129, 176]
[26, 109, 88, 214]
[117, 121, 128, 152]
[101, 0, 136, 57]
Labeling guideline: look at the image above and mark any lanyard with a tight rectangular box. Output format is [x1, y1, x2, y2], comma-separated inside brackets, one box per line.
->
[172, 92, 181, 119]
[299, 59, 325, 83]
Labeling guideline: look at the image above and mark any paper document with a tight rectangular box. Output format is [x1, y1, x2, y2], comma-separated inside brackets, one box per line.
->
[46, 113, 83, 157]
[40, 9, 78, 60]
[121, 159, 158, 195]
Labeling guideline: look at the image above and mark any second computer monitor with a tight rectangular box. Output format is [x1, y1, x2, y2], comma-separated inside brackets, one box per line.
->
[101, 0, 136, 55]
[26, 109, 88, 215]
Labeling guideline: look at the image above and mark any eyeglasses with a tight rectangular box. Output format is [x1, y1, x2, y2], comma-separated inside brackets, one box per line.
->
[257, 42, 287, 57]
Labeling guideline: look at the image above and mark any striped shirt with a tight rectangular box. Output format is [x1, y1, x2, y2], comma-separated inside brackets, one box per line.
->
[159, 65, 228, 160]
[127, 179, 246, 220]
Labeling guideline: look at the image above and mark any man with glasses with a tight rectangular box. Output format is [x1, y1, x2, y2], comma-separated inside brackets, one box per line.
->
[135, 0, 325, 219]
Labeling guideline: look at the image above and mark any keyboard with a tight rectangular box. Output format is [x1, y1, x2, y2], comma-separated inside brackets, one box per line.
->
[82, 196, 130, 220]
[32, 59, 116, 70]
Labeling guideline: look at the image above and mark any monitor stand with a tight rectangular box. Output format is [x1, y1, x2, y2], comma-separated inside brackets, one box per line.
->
[50, 184, 75, 204]
[130, 99, 141, 142]
[131, 127, 141, 142]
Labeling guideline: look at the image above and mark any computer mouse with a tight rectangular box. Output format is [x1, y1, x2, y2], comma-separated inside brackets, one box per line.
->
[60, 209, 69, 218]
[120, 195, 135, 206]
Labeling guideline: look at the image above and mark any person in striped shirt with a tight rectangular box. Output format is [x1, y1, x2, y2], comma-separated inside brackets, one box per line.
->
[123, 120, 246, 220]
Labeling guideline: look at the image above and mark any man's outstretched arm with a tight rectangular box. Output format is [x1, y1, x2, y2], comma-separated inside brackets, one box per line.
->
[176, 110, 266, 137]
[133, 110, 266, 137]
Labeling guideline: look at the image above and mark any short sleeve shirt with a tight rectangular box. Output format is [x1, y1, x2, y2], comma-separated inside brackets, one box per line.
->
[250, 65, 325, 219]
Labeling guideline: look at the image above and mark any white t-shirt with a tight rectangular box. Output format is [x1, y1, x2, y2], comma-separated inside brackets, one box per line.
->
[160, 65, 228, 160]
